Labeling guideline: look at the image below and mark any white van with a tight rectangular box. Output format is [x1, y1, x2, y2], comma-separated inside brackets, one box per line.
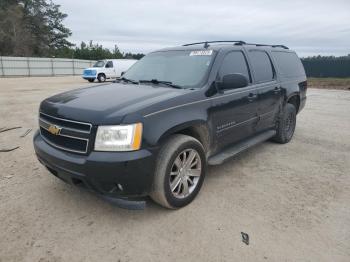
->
[82, 59, 137, 82]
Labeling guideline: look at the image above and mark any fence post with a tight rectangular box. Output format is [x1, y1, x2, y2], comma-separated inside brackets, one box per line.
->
[27, 57, 31, 77]
[0, 56, 4, 77]
[51, 58, 54, 76]
[72, 59, 75, 75]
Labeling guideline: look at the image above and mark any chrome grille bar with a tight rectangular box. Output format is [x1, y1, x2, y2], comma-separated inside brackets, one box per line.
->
[38, 112, 92, 154]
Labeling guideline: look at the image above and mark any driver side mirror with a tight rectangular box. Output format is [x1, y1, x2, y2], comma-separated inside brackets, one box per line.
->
[218, 73, 249, 90]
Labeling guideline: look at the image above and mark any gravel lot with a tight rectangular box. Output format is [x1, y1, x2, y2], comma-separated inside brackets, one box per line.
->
[0, 76, 349, 262]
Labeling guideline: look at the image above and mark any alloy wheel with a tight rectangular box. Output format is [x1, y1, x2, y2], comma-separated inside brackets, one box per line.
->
[169, 149, 202, 199]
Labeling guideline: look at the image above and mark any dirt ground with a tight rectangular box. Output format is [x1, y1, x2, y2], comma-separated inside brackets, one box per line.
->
[0, 76, 349, 262]
[308, 78, 350, 90]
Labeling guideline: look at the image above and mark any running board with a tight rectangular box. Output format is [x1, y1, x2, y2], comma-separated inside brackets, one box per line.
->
[208, 130, 276, 166]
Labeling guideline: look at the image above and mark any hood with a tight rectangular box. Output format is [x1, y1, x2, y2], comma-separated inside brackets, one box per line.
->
[40, 82, 185, 124]
[83, 67, 101, 72]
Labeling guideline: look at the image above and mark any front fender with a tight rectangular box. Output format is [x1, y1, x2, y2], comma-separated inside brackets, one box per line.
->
[141, 99, 212, 147]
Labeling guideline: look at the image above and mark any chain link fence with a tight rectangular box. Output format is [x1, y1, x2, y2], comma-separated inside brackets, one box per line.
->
[0, 56, 96, 77]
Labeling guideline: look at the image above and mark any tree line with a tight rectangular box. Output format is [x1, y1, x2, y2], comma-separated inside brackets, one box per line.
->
[0, 0, 143, 59]
[52, 41, 145, 60]
[301, 55, 350, 78]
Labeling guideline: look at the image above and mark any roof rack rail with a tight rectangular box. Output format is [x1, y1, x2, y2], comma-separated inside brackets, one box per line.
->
[183, 41, 246, 48]
[182, 41, 289, 49]
[272, 45, 289, 49]
[246, 43, 289, 49]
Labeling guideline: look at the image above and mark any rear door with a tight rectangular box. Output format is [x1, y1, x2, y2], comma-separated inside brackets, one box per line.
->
[247, 49, 282, 132]
[210, 50, 259, 151]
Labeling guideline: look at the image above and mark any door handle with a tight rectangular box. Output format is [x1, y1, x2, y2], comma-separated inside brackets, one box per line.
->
[247, 93, 257, 102]
[274, 87, 281, 94]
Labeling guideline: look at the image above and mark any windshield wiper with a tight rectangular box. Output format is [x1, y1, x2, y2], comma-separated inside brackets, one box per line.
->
[139, 79, 183, 89]
[117, 77, 139, 84]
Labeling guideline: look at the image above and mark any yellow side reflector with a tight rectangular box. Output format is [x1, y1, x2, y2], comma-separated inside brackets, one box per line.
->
[132, 123, 143, 150]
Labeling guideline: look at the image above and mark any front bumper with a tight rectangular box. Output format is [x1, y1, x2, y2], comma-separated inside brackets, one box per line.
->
[82, 75, 96, 80]
[33, 131, 157, 201]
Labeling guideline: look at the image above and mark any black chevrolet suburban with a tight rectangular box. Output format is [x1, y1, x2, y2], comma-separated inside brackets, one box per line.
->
[34, 41, 307, 209]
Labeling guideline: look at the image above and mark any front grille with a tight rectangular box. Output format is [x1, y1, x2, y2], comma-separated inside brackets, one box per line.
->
[83, 69, 95, 76]
[39, 112, 92, 154]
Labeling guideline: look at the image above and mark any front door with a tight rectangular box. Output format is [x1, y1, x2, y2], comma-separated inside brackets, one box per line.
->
[105, 60, 116, 78]
[210, 51, 258, 151]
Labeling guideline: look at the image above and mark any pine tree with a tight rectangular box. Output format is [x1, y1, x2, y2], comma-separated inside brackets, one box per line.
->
[0, 0, 72, 56]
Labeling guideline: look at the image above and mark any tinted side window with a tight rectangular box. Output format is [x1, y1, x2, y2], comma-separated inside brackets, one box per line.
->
[106, 61, 113, 68]
[249, 51, 274, 83]
[218, 51, 251, 82]
[272, 51, 305, 78]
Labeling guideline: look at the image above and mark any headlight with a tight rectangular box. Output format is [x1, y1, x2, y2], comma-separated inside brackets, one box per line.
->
[94, 123, 143, 151]
[91, 70, 97, 75]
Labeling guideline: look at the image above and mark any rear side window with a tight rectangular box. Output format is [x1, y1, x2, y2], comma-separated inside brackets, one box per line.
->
[272, 51, 305, 78]
[249, 51, 274, 83]
[106, 61, 113, 68]
[218, 51, 251, 82]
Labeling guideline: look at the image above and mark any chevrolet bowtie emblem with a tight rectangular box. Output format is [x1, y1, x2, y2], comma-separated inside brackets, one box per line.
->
[48, 124, 61, 135]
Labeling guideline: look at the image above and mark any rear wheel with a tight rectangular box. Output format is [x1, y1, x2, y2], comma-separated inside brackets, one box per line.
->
[97, 73, 106, 83]
[150, 135, 207, 209]
[272, 103, 296, 144]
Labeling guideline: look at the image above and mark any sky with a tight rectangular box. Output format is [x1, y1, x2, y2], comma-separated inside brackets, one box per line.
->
[55, 0, 350, 57]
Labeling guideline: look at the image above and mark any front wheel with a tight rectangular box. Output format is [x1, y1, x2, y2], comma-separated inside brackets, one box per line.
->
[97, 74, 106, 83]
[88, 79, 94, 83]
[272, 103, 296, 144]
[150, 134, 207, 209]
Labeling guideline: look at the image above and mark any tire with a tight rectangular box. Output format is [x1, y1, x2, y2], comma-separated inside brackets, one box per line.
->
[97, 73, 106, 83]
[150, 134, 207, 209]
[88, 79, 94, 83]
[272, 103, 297, 144]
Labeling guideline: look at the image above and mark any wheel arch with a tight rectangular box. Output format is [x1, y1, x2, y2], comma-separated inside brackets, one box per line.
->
[285, 93, 301, 113]
[157, 120, 211, 153]
[98, 72, 106, 77]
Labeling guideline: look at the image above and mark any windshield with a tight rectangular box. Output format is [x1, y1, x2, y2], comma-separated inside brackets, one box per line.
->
[93, 60, 105, 67]
[123, 50, 215, 88]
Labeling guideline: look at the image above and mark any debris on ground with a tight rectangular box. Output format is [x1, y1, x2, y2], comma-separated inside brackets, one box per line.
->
[0, 146, 20, 152]
[20, 128, 32, 138]
[0, 126, 22, 134]
[241, 232, 249, 245]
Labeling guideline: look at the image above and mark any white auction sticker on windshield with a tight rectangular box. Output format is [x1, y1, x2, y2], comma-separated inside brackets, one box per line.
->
[189, 50, 213, 56]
